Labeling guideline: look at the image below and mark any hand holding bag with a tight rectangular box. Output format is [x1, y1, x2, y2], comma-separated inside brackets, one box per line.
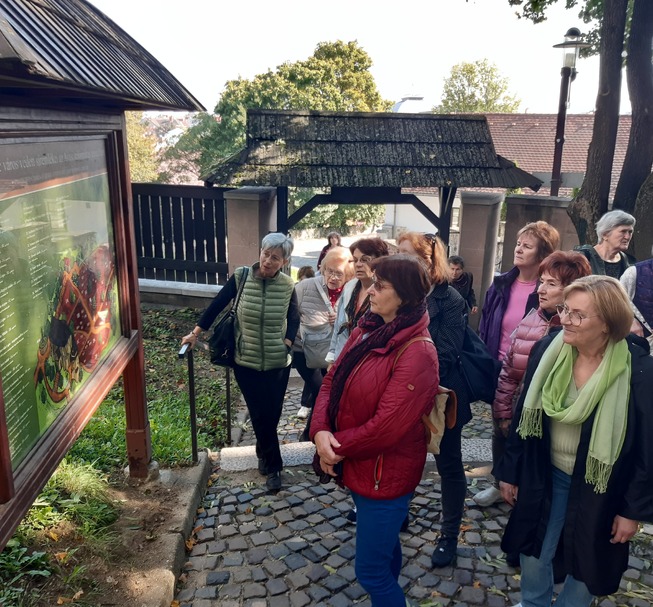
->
[209, 267, 249, 367]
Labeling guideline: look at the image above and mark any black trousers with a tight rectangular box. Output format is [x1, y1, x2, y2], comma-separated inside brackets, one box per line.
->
[233, 363, 291, 474]
[292, 350, 325, 408]
[434, 423, 466, 539]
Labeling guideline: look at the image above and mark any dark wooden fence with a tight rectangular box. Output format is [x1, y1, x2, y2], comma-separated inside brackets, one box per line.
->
[132, 183, 232, 284]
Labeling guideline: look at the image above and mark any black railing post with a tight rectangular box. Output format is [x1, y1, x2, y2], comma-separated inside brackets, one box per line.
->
[179, 344, 198, 463]
[225, 368, 232, 444]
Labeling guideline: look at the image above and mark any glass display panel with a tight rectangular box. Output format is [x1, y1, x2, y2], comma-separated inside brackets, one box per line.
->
[0, 138, 121, 469]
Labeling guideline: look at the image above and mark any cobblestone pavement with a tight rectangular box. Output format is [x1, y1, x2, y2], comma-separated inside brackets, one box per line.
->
[174, 377, 653, 607]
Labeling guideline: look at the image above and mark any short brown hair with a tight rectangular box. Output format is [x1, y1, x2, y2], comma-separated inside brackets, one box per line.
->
[517, 221, 561, 262]
[538, 251, 591, 287]
[563, 275, 633, 342]
[349, 237, 389, 258]
[397, 231, 450, 285]
[321, 246, 355, 281]
[370, 254, 431, 311]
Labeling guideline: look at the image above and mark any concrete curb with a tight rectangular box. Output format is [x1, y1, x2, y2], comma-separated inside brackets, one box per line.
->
[149, 450, 213, 607]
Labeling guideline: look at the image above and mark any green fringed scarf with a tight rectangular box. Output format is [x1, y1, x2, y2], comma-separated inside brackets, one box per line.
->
[518, 331, 631, 493]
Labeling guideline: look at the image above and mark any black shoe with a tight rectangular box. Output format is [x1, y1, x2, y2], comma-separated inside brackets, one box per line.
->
[257, 458, 267, 476]
[266, 471, 281, 492]
[506, 552, 520, 568]
[400, 514, 410, 533]
[431, 536, 458, 568]
[345, 508, 357, 523]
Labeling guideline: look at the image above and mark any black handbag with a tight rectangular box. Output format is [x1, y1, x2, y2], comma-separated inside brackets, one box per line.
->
[209, 267, 248, 367]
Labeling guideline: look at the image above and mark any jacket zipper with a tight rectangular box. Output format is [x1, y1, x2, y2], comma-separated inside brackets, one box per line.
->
[260, 279, 266, 368]
[374, 454, 383, 490]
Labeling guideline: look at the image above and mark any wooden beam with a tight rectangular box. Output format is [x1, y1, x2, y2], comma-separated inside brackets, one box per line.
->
[277, 187, 289, 234]
[286, 195, 324, 230]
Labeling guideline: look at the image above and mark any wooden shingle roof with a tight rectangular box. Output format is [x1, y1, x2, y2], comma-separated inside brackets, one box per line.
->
[203, 109, 542, 190]
[0, 0, 204, 111]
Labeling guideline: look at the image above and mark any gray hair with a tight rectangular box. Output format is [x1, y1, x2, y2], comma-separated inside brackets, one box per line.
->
[261, 232, 293, 259]
[595, 210, 636, 243]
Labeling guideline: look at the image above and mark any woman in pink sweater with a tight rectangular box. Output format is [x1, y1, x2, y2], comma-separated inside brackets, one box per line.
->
[474, 251, 591, 508]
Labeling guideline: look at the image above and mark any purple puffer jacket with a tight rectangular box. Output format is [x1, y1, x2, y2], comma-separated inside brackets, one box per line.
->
[492, 308, 560, 419]
[479, 266, 539, 360]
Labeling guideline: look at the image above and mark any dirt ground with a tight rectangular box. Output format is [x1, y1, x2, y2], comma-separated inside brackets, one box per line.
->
[31, 464, 203, 607]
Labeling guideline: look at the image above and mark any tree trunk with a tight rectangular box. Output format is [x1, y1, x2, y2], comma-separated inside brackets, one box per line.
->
[613, 0, 653, 216]
[634, 173, 653, 260]
[567, 0, 628, 244]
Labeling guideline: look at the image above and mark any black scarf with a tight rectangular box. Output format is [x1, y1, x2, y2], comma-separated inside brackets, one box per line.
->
[339, 280, 370, 335]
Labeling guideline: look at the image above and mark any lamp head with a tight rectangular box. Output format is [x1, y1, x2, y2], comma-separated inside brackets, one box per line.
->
[553, 27, 590, 70]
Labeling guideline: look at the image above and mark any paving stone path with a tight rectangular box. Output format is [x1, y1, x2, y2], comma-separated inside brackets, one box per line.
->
[175, 376, 653, 607]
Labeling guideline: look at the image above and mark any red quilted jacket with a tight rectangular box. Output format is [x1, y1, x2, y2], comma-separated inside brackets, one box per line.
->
[310, 313, 439, 499]
[492, 308, 560, 419]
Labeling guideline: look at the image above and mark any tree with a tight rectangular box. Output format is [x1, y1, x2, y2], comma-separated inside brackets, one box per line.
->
[125, 112, 160, 182]
[433, 60, 521, 113]
[165, 40, 393, 231]
[511, 0, 653, 256]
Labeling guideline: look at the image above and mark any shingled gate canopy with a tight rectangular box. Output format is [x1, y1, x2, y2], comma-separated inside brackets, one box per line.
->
[203, 109, 542, 242]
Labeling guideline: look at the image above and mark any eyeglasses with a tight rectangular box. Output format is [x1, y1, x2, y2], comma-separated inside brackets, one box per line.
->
[324, 268, 345, 279]
[353, 255, 373, 265]
[370, 276, 391, 291]
[555, 304, 600, 327]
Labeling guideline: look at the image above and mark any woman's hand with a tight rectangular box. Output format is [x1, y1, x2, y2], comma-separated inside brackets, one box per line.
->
[314, 430, 344, 466]
[181, 327, 202, 349]
[629, 318, 644, 338]
[497, 419, 512, 438]
[327, 311, 336, 326]
[499, 481, 519, 506]
[610, 515, 639, 543]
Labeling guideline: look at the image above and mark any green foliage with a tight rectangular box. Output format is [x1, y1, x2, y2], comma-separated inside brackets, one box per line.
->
[18, 460, 117, 542]
[164, 40, 392, 180]
[288, 188, 385, 233]
[125, 111, 160, 182]
[434, 59, 521, 113]
[507, 0, 609, 57]
[0, 540, 52, 606]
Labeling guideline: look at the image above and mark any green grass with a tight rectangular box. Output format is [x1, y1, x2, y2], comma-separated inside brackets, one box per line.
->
[2, 305, 239, 605]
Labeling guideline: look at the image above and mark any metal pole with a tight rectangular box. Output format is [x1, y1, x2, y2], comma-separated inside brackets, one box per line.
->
[179, 344, 198, 463]
[550, 66, 573, 197]
[225, 367, 232, 444]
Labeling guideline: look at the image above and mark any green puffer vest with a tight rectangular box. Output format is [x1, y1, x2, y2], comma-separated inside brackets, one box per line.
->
[234, 264, 294, 371]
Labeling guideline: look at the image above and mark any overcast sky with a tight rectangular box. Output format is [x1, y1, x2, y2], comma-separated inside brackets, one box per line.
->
[89, 0, 629, 115]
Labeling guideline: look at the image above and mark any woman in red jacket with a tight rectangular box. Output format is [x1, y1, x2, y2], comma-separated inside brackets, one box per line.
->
[311, 254, 439, 606]
[474, 251, 591, 508]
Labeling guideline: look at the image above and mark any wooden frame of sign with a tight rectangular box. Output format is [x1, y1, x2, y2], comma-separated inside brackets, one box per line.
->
[0, 104, 151, 549]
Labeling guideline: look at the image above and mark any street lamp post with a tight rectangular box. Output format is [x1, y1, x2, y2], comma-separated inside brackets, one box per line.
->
[550, 28, 590, 197]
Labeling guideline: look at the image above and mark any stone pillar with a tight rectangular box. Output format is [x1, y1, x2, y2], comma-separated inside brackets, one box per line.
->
[501, 195, 579, 272]
[459, 191, 503, 331]
[224, 187, 277, 274]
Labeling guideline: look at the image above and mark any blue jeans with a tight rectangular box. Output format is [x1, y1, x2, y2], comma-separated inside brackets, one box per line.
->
[519, 467, 594, 607]
[352, 491, 412, 607]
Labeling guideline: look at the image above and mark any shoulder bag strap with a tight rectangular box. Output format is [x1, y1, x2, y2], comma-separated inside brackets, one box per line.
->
[315, 279, 335, 312]
[392, 336, 433, 371]
[231, 266, 249, 314]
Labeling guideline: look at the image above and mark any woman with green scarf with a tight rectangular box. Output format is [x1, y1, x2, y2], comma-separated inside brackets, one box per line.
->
[495, 275, 653, 606]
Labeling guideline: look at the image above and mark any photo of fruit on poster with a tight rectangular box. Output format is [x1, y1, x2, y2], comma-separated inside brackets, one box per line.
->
[0, 138, 121, 470]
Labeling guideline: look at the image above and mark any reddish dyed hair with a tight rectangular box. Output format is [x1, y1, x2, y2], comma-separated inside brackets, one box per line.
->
[397, 231, 450, 285]
[538, 251, 591, 287]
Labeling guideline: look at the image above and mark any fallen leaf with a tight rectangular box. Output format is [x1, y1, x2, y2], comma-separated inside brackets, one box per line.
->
[47, 531, 59, 541]
[53, 552, 69, 563]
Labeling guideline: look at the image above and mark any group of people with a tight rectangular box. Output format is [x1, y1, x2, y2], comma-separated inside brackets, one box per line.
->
[180, 213, 653, 607]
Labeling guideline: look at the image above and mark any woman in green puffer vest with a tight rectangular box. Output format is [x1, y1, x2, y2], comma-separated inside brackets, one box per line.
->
[182, 233, 299, 492]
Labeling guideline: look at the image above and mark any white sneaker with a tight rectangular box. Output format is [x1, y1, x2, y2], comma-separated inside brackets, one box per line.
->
[473, 486, 502, 507]
[297, 406, 311, 419]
